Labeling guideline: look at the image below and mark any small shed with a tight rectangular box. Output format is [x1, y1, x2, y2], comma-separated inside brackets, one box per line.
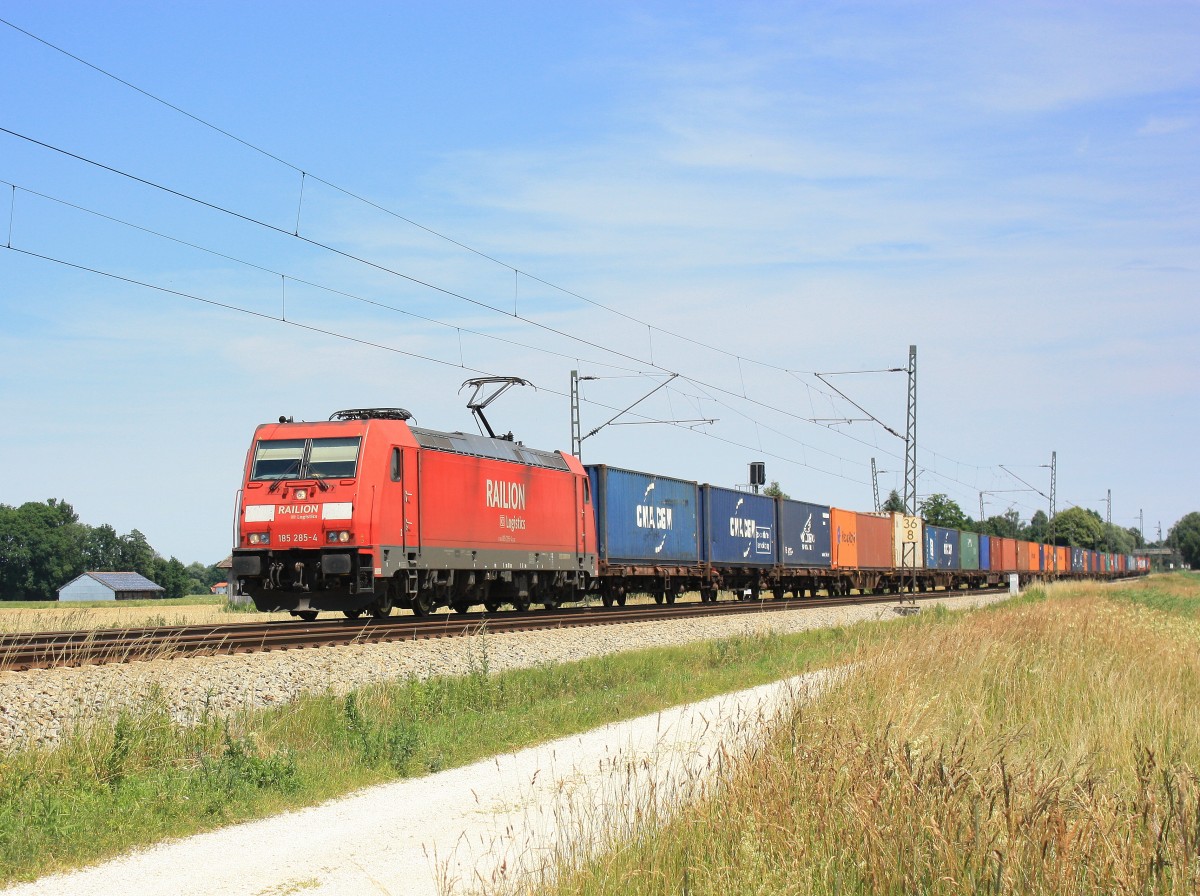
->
[58, 572, 166, 602]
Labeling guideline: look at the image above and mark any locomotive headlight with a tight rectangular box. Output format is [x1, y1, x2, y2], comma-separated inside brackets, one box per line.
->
[327, 530, 352, 543]
[294, 489, 308, 500]
[248, 532, 270, 545]
[339, 531, 351, 543]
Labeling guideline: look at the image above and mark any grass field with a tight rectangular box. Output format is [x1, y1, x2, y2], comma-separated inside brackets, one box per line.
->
[3, 576, 1189, 891]
[0, 617, 861, 884]
[0, 596, 296, 633]
[538, 574, 1200, 896]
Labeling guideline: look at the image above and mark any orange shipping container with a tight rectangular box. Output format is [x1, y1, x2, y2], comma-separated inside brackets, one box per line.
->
[993, 536, 1018, 572]
[830, 508, 859, 569]
[856, 512, 893, 568]
[1025, 541, 1040, 571]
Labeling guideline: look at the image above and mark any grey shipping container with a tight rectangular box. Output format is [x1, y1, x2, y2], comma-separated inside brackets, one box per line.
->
[925, 525, 960, 570]
[586, 465, 700, 564]
[778, 499, 832, 568]
[701, 485, 777, 565]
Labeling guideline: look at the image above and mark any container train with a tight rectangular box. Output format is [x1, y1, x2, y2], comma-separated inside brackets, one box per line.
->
[231, 407, 1149, 619]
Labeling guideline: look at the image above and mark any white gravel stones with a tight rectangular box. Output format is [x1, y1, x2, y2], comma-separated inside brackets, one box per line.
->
[0, 592, 1011, 752]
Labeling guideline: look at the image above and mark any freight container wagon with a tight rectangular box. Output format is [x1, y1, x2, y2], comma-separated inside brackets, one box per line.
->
[960, 531, 980, 571]
[979, 534, 992, 571]
[1025, 542, 1040, 572]
[701, 485, 776, 566]
[778, 499, 832, 568]
[830, 508, 859, 569]
[855, 512, 893, 568]
[925, 525, 960, 570]
[587, 465, 699, 565]
[1071, 547, 1084, 573]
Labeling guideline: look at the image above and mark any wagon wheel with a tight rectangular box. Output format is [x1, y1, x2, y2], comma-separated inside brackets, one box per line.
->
[616, 593, 627, 607]
[601, 593, 615, 608]
[654, 593, 664, 605]
[484, 599, 501, 613]
[513, 595, 531, 612]
[296, 610, 318, 621]
[541, 597, 560, 611]
[452, 600, 473, 614]
[665, 592, 677, 605]
[371, 593, 394, 618]
[342, 608, 363, 619]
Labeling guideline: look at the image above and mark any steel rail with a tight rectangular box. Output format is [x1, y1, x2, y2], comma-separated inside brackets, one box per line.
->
[0, 589, 1003, 672]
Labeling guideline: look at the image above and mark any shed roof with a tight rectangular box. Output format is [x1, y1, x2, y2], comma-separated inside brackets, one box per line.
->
[74, 572, 165, 592]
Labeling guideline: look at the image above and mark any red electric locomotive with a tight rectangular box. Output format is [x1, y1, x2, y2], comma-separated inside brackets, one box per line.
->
[232, 407, 597, 619]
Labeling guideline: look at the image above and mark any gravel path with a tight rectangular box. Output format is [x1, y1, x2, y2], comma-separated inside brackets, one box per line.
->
[0, 670, 837, 896]
[0, 592, 1011, 751]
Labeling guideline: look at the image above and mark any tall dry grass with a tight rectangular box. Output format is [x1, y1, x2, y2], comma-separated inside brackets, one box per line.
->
[540, 581, 1200, 895]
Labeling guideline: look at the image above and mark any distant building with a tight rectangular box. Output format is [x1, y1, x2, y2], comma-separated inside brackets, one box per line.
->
[210, 581, 229, 595]
[58, 572, 166, 602]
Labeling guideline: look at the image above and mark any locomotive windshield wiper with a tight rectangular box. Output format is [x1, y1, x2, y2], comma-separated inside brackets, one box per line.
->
[268, 458, 303, 492]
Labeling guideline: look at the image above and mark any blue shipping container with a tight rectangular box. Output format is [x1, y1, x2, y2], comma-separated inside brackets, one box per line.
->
[1071, 547, 1084, 572]
[701, 485, 777, 565]
[778, 499, 832, 568]
[979, 534, 992, 571]
[925, 525, 961, 570]
[586, 465, 699, 564]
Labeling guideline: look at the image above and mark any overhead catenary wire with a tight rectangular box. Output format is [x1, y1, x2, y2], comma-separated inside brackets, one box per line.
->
[1, 173, 892, 481]
[0, 16, 1085, 506]
[0, 15, 998, 471]
[1, 241, 874, 488]
[0, 178, 645, 377]
[0, 130, 912, 476]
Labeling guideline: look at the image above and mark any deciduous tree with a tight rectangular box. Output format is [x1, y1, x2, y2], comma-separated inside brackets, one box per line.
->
[1168, 512, 1200, 567]
[918, 493, 968, 529]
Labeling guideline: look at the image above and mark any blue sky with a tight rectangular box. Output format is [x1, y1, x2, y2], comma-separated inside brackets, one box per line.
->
[1, 1, 1197, 564]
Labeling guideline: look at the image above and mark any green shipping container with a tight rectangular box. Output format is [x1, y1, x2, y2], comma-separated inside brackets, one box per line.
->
[960, 531, 980, 570]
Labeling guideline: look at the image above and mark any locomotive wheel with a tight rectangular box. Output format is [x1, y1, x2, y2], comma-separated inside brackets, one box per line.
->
[296, 610, 318, 621]
[343, 608, 363, 619]
[410, 592, 433, 616]
[484, 599, 501, 613]
[371, 595, 393, 618]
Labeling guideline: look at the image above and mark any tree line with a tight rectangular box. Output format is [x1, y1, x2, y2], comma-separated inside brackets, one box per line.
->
[0, 499, 224, 602]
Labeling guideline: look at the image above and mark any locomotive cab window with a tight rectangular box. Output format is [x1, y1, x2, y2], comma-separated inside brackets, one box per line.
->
[250, 439, 305, 480]
[250, 437, 361, 480]
[308, 438, 361, 479]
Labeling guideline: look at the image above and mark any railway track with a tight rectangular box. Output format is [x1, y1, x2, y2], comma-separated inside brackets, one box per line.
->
[0, 589, 1001, 672]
